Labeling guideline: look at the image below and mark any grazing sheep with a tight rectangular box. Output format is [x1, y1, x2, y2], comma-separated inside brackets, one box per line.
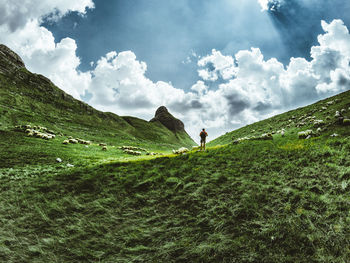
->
[67, 163, 74, 167]
[119, 146, 147, 152]
[63, 140, 69, 145]
[260, 133, 273, 140]
[335, 111, 341, 118]
[102, 146, 107, 151]
[123, 149, 141, 155]
[313, 120, 325, 127]
[330, 133, 339, 137]
[321, 106, 327, 111]
[298, 129, 314, 139]
[233, 137, 249, 144]
[327, 100, 334, 105]
[69, 139, 78, 144]
[99, 143, 107, 147]
[56, 158, 62, 163]
[172, 147, 189, 154]
[341, 109, 346, 114]
[281, 130, 285, 137]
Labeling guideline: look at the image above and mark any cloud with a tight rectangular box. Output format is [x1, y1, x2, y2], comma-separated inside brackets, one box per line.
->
[88, 51, 192, 119]
[0, 0, 94, 98]
[1, 0, 349, 144]
[198, 49, 237, 81]
[0, 0, 94, 32]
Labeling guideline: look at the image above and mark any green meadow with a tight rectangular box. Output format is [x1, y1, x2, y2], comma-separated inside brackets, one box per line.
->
[1, 44, 350, 262]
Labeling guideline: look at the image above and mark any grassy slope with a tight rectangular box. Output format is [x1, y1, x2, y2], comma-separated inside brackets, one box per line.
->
[0, 68, 196, 168]
[0, 92, 349, 261]
[208, 90, 350, 146]
[0, 129, 349, 262]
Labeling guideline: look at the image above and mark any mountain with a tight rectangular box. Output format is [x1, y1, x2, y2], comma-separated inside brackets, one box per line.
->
[0, 44, 195, 151]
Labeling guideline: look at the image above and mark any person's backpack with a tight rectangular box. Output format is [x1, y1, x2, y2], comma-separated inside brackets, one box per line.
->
[200, 131, 207, 139]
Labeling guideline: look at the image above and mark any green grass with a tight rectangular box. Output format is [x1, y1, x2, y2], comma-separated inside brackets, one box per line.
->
[208, 90, 350, 146]
[0, 127, 349, 262]
[1, 49, 350, 262]
[0, 69, 195, 151]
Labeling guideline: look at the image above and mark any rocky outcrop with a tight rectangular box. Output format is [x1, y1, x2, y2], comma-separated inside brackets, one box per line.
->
[0, 44, 25, 74]
[150, 106, 185, 132]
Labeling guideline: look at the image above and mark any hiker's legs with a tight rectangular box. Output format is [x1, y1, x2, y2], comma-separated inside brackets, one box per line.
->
[203, 142, 206, 150]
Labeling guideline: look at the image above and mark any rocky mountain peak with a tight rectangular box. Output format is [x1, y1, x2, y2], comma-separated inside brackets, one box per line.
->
[150, 106, 185, 132]
[0, 44, 25, 74]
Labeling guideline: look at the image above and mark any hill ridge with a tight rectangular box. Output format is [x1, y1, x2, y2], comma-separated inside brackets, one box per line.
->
[0, 44, 195, 149]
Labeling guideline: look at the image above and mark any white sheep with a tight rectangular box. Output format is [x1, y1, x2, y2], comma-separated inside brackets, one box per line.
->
[173, 147, 189, 154]
[313, 120, 324, 127]
[260, 133, 273, 140]
[298, 129, 314, 139]
[281, 130, 285, 137]
[69, 139, 78, 144]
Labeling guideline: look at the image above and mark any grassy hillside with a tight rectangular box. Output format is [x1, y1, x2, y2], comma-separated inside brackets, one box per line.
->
[0, 124, 349, 262]
[0, 45, 196, 168]
[208, 90, 350, 146]
[0, 69, 195, 148]
[1, 44, 350, 262]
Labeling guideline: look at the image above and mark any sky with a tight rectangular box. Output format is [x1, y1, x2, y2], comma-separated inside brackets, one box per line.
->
[0, 0, 350, 142]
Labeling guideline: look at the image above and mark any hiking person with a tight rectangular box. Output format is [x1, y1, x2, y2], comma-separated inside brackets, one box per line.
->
[200, 128, 208, 151]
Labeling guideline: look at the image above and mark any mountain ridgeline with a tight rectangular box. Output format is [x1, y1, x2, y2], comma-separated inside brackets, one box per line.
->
[0, 44, 195, 149]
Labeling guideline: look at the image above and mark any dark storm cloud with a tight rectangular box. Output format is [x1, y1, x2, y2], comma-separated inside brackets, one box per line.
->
[169, 99, 203, 114]
[225, 95, 250, 115]
[253, 102, 272, 112]
[338, 75, 350, 88]
[190, 100, 203, 109]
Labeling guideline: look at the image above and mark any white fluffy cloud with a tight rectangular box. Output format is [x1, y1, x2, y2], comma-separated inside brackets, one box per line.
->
[257, 0, 284, 11]
[198, 49, 237, 81]
[88, 51, 191, 119]
[1, 0, 349, 143]
[0, 0, 94, 98]
[0, 0, 94, 32]
[189, 19, 350, 139]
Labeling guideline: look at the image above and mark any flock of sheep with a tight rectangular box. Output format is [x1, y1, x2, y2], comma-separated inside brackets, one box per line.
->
[233, 99, 349, 144]
[15, 125, 57, 140]
[13, 98, 349, 160]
